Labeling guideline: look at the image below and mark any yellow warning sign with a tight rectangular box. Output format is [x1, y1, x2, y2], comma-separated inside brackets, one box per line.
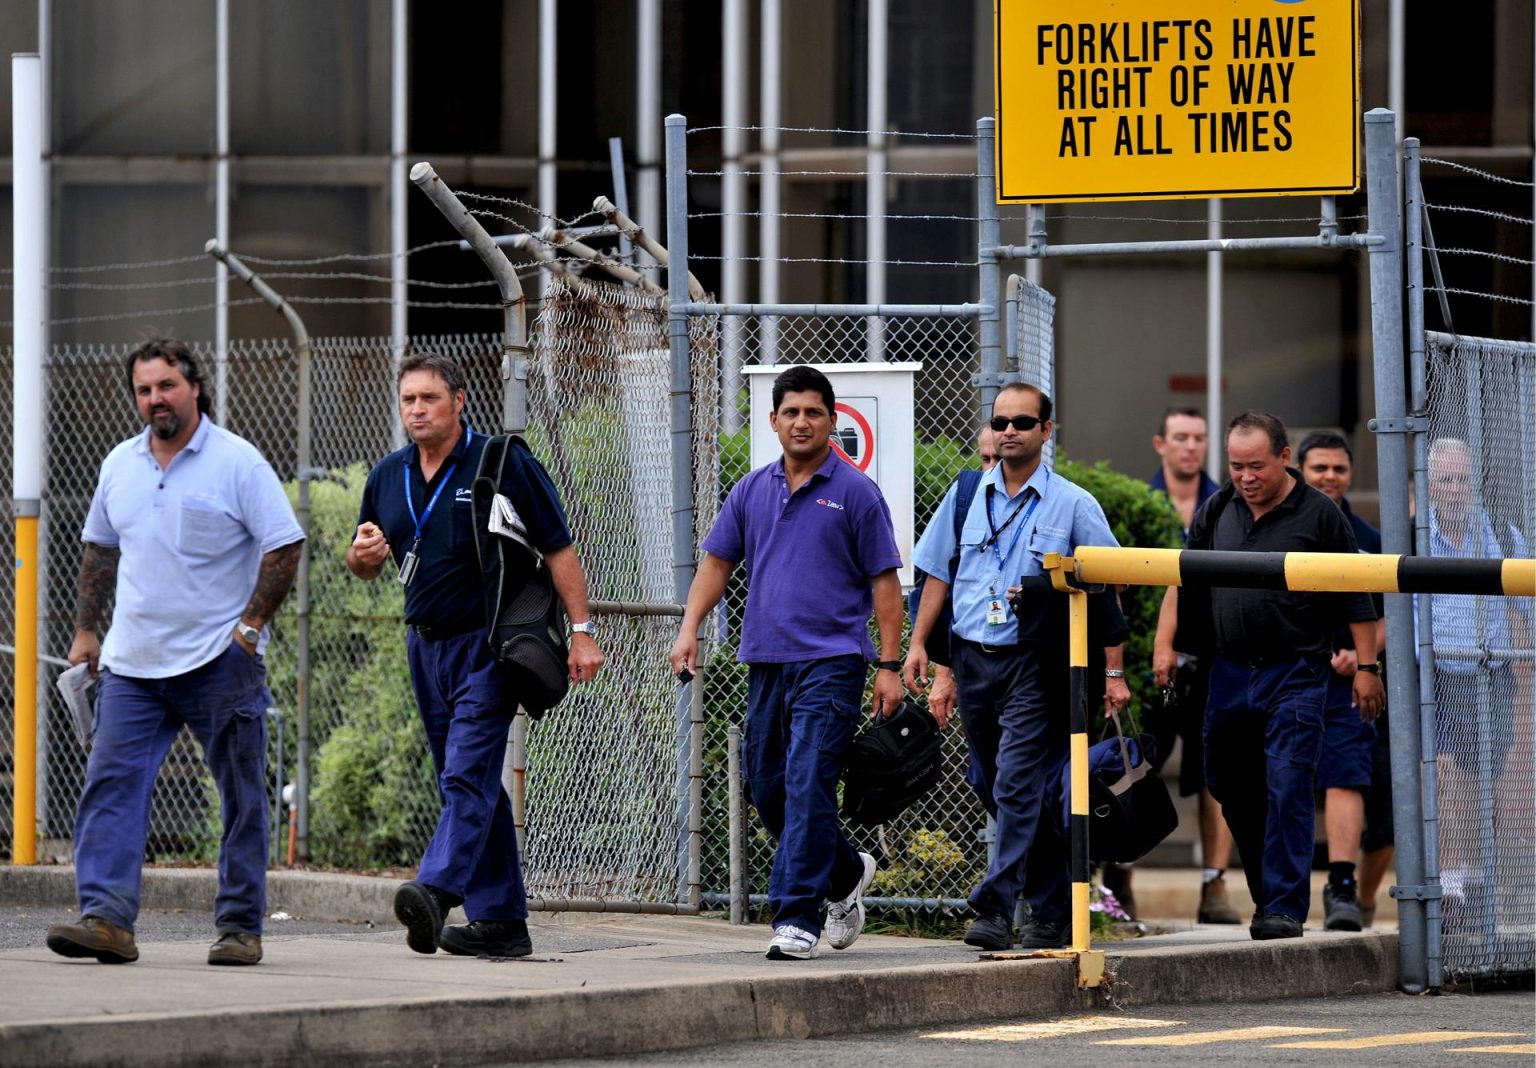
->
[994, 0, 1359, 203]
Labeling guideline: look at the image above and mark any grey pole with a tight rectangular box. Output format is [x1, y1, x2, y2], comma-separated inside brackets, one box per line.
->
[727, 724, 744, 924]
[1362, 109, 1427, 993]
[1403, 137, 1444, 989]
[206, 239, 315, 863]
[976, 118, 1003, 417]
[409, 161, 528, 435]
[665, 113, 702, 906]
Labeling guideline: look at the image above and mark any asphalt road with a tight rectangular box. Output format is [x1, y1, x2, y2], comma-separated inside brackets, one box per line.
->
[517, 990, 1536, 1068]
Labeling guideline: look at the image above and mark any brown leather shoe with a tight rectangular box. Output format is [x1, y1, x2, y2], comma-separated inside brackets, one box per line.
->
[208, 931, 263, 966]
[1198, 874, 1243, 924]
[46, 915, 139, 964]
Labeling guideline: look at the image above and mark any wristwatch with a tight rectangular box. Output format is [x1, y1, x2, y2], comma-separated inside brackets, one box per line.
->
[876, 660, 903, 673]
[569, 620, 597, 637]
[1104, 668, 1126, 679]
[236, 622, 261, 646]
[1357, 662, 1381, 675]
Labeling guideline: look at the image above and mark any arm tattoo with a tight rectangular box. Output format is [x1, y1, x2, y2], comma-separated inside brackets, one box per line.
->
[242, 541, 303, 626]
[73, 543, 120, 633]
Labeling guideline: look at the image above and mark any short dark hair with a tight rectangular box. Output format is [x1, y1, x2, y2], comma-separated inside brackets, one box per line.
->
[397, 351, 468, 397]
[1296, 430, 1352, 465]
[125, 337, 210, 415]
[1227, 409, 1288, 456]
[771, 365, 835, 413]
[996, 382, 1052, 423]
[1158, 405, 1205, 438]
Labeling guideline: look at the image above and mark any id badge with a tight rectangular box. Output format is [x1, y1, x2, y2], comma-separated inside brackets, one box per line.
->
[397, 549, 420, 586]
[986, 597, 1007, 626]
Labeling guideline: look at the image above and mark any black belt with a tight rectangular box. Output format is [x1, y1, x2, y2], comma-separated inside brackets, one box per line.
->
[952, 636, 1027, 656]
[408, 618, 482, 642]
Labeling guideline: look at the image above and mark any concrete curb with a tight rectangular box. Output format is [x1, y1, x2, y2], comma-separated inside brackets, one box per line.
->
[0, 866, 1400, 1067]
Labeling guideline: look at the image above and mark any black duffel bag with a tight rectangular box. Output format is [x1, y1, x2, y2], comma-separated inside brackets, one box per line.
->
[840, 698, 944, 828]
[1081, 709, 1179, 863]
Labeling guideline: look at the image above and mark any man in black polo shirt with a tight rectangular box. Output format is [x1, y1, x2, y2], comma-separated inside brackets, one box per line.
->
[1161, 411, 1382, 940]
[346, 352, 605, 958]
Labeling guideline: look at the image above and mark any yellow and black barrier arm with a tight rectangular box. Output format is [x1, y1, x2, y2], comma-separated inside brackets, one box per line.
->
[1064, 546, 1535, 598]
[1028, 546, 1532, 990]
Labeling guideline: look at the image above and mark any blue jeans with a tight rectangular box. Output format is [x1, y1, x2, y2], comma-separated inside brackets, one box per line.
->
[408, 628, 527, 921]
[75, 643, 270, 934]
[953, 642, 1069, 925]
[743, 655, 866, 935]
[1204, 655, 1329, 923]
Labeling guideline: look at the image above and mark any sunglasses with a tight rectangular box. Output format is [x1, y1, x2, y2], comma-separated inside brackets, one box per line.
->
[990, 414, 1044, 433]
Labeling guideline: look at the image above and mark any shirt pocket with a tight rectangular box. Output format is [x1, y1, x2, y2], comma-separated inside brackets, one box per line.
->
[451, 498, 474, 554]
[178, 497, 241, 559]
[1027, 526, 1072, 564]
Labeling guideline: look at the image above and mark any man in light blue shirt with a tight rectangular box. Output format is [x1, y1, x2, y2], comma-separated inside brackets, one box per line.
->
[48, 339, 303, 968]
[905, 383, 1128, 951]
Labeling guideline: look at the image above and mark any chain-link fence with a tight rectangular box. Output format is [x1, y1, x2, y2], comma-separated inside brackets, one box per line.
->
[1421, 330, 1535, 977]
[4, 297, 718, 911]
[692, 311, 991, 911]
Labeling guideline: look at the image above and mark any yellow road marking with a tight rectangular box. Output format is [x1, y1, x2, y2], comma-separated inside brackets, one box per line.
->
[1096, 1026, 1343, 1046]
[922, 1017, 1181, 1041]
[1451, 1044, 1536, 1055]
[1274, 1031, 1522, 1050]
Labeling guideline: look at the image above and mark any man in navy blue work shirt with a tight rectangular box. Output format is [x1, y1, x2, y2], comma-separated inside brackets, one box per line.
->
[347, 352, 605, 959]
[1146, 406, 1239, 926]
[49, 338, 304, 968]
[1162, 411, 1383, 940]
[905, 383, 1130, 952]
[1298, 431, 1388, 931]
[670, 365, 904, 961]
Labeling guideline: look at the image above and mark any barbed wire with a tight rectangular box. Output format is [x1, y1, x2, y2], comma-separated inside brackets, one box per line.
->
[284, 296, 505, 310]
[47, 276, 213, 292]
[47, 253, 211, 275]
[24, 297, 268, 327]
[687, 168, 979, 180]
[258, 271, 500, 290]
[1426, 285, 1535, 308]
[1433, 246, 1536, 268]
[689, 209, 975, 223]
[1421, 158, 1536, 188]
[690, 253, 980, 268]
[1425, 202, 1533, 227]
[232, 239, 465, 266]
[456, 190, 606, 231]
[687, 123, 973, 141]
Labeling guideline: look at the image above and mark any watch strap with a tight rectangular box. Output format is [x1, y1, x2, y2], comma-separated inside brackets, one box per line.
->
[876, 659, 903, 672]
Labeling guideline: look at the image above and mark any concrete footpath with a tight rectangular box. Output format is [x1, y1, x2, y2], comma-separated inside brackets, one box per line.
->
[0, 866, 1399, 1068]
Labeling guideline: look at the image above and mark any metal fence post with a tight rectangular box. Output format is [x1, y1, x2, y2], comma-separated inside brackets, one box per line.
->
[1402, 137, 1444, 989]
[666, 114, 703, 905]
[1362, 108, 1427, 993]
[205, 240, 315, 861]
[975, 118, 1002, 415]
[727, 724, 745, 924]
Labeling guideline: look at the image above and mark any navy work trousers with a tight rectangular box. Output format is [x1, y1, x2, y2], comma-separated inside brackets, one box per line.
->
[75, 643, 270, 934]
[953, 642, 1069, 925]
[408, 629, 528, 921]
[1204, 655, 1329, 923]
[743, 655, 866, 936]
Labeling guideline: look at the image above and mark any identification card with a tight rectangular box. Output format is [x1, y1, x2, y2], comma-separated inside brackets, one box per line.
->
[986, 598, 1007, 626]
[397, 549, 420, 586]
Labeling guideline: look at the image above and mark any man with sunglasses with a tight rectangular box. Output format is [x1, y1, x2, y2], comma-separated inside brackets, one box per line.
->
[905, 383, 1129, 951]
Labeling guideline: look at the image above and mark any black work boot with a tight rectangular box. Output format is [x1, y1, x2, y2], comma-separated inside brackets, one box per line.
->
[439, 919, 533, 958]
[962, 912, 1014, 951]
[394, 881, 454, 955]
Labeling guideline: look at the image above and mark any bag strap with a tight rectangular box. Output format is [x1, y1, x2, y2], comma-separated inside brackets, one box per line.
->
[946, 468, 984, 582]
[1102, 705, 1153, 796]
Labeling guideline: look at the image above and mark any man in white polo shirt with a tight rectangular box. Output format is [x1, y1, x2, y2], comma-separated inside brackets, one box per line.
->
[47, 338, 304, 967]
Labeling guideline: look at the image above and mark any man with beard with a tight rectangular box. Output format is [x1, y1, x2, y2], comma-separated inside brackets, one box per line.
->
[48, 338, 304, 967]
[905, 383, 1130, 951]
[347, 351, 605, 959]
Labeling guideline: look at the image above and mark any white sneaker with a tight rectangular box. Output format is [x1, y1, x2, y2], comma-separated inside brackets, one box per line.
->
[766, 924, 819, 960]
[825, 852, 878, 951]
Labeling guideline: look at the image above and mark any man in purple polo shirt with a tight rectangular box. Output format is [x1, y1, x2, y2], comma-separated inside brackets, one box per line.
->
[670, 365, 905, 961]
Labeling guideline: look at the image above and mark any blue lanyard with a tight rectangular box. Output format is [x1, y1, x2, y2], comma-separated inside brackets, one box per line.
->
[403, 426, 472, 542]
[984, 483, 1039, 573]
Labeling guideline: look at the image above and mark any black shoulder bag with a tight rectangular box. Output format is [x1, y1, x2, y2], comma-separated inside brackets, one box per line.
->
[470, 434, 569, 719]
